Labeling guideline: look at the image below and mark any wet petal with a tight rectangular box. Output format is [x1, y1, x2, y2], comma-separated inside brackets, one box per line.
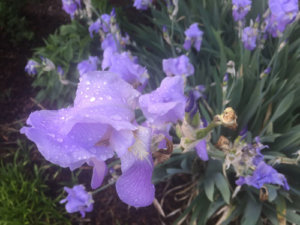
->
[116, 157, 154, 207]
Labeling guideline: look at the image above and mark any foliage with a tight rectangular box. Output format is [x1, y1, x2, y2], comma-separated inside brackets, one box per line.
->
[0, 0, 34, 43]
[121, 0, 300, 224]
[0, 141, 70, 225]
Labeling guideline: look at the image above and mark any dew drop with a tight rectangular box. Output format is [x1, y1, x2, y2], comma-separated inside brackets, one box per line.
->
[90, 97, 96, 102]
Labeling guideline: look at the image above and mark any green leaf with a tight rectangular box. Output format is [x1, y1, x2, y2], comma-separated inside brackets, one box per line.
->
[241, 197, 262, 225]
[214, 173, 230, 204]
[204, 176, 214, 202]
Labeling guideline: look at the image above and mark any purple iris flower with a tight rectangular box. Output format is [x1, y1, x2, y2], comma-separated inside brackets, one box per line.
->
[77, 56, 99, 77]
[183, 23, 203, 52]
[116, 126, 155, 207]
[100, 14, 112, 33]
[21, 71, 155, 207]
[242, 26, 258, 50]
[25, 60, 39, 75]
[62, 0, 81, 19]
[232, 0, 252, 21]
[105, 52, 148, 89]
[236, 161, 290, 190]
[89, 13, 113, 37]
[162, 55, 194, 77]
[101, 34, 119, 52]
[60, 185, 93, 218]
[89, 19, 101, 38]
[266, 0, 299, 37]
[133, 0, 153, 10]
[139, 76, 186, 124]
[21, 71, 140, 190]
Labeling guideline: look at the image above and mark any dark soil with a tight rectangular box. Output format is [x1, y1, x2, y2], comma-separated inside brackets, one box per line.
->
[0, 1, 190, 225]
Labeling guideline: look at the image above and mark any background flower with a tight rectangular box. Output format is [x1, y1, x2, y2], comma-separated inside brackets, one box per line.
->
[183, 23, 203, 51]
[162, 55, 194, 77]
[139, 76, 186, 124]
[60, 185, 94, 217]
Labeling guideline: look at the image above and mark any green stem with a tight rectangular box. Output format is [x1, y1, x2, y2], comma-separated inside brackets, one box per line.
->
[195, 122, 219, 140]
[92, 180, 116, 195]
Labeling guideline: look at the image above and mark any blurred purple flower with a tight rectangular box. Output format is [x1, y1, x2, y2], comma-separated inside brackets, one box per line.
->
[133, 0, 153, 10]
[266, 0, 299, 37]
[139, 76, 186, 124]
[60, 185, 93, 217]
[162, 55, 194, 77]
[21, 71, 140, 190]
[89, 13, 113, 37]
[77, 56, 99, 77]
[57, 66, 64, 76]
[101, 33, 119, 52]
[89, 19, 101, 38]
[62, 0, 81, 19]
[25, 60, 39, 75]
[236, 161, 290, 190]
[183, 23, 203, 52]
[195, 139, 209, 161]
[242, 26, 258, 50]
[232, 0, 252, 21]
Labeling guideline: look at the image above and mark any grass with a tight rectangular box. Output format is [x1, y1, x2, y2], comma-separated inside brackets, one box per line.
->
[0, 145, 71, 225]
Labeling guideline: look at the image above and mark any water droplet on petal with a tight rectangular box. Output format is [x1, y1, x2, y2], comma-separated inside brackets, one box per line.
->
[90, 97, 96, 102]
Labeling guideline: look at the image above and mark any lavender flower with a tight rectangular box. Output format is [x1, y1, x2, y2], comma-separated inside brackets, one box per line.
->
[77, 56, 99, 77]
[60, 185, 93, 217]
[21, 71, 140, 190]
[183, 23, 203, 52]
[139, 76, 186, 124]
[21, 71, 156, 207]
[236, 161, 290, 190]
[25, 60, 39, 75]
[105, 52, 148, 89]
[89, 13, 113, 37]
[242, 26, 258, 50]
[266, 0, 299, 37]
[62, 0, 81, 19]
[162, 55, 194, 77]
[232, 0, 252, 21]
[101, 34, 120, 53]
[133, 0, 153, 10]
[89, 19, 101, 38]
